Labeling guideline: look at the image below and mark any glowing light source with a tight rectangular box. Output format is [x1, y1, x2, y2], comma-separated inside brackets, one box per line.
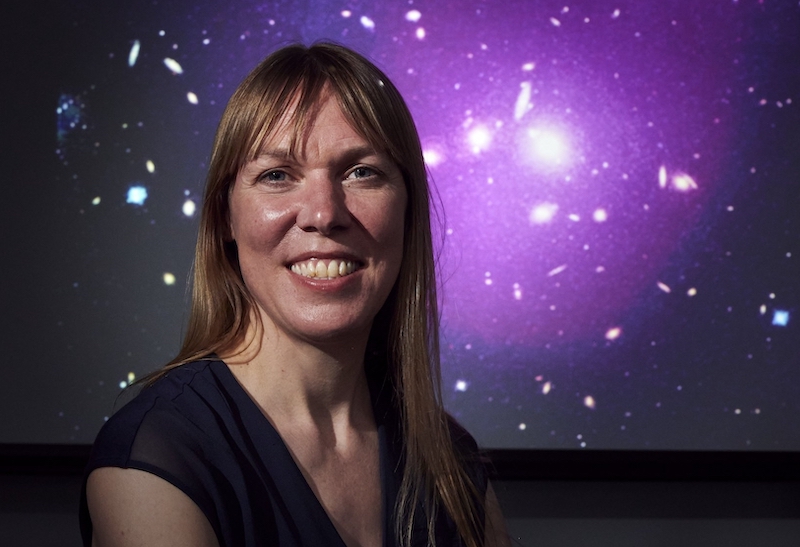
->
[527, 128, 567, 164]
[163, 272, 176, 285]
[772, 310, 790, 327]
[657, 281, 671, 293]
[584, 395, 596, 409]
[416, 27, 426, 39]
[671, 172, 698, 192]
[360, 16, 375, 31]
[163, 57, 183, 74]
[593, 208, 608, 222]
[182, 199, 196, 217]
[91, 196, 101, 205]
[659, 166, 698, 192]
[514, 82, 532, 121]
[542, 381, 552, 395]
[547, 264, 567, 277]
[405, 10, 421, 22]
[126, 186, 148, 205]
[422, 148, 444, 167]
[455, 380, 468, 392]
[467, 126, 491, 153]
[605, 327, 622, 341]
[187, 92, 199, 104]
[128, 40, 140, 67]
[529, 202, 559, 224]
[658, 165, 668, 188]
[146, 160, 155, 173]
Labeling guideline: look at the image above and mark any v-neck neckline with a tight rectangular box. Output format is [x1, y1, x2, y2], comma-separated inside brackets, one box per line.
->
[209, 358, 395, 547]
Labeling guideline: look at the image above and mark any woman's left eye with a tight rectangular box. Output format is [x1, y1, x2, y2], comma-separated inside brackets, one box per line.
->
[347, 166, 377, 180]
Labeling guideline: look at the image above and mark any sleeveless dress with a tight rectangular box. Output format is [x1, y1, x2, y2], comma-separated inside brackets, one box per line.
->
[79, 358, 487, 546]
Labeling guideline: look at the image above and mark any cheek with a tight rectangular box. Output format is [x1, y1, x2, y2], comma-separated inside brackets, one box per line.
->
[365, 193, 406, 250]
[229, 198, 295, 248]
[375, 195, 408, 274]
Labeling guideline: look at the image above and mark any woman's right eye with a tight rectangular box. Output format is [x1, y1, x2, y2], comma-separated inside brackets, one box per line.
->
[258, 170, 288, 183]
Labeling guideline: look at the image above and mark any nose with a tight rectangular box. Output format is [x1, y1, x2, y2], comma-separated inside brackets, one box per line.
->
[296, 176, 352, 235]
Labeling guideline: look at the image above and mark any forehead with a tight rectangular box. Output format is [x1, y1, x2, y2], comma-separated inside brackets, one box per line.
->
[256, 93, 371, 157]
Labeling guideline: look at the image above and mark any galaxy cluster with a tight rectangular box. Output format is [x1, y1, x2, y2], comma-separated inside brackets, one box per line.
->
[3, 0, 799, 449]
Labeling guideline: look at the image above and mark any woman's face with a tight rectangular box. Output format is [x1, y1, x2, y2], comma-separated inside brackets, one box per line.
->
[228, 94, 407, 347]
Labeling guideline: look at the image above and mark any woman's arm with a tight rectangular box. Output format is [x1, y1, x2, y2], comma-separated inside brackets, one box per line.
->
[87, 467, 219, 547]
[485, 481, 512, 547]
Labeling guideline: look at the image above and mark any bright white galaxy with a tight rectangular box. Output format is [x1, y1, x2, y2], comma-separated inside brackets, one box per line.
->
[163, 57, 183, 74]
[467, 126, 491, 153]
[128, 40, 140, 67]
[182, 199, 196, 217]
[772, 310, 790, 327]
[360, 16, 375, 31]
[126, 186, 147, 206]
[530, 202, 558, 224]
[405, 10, 422, 23]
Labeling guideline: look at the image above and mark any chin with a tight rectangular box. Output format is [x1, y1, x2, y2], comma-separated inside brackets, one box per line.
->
[287, 316, 375, 346]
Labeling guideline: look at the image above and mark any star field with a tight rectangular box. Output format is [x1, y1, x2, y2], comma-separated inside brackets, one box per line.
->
[5, 0, 798, 449]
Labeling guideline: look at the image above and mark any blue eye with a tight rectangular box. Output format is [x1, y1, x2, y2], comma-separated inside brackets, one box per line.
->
[348, 166, 376, 179]
[260, 170, 287, 183]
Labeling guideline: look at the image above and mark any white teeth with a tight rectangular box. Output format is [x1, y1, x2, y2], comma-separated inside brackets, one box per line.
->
[291, 259, 357, 279]
[327, 261, 338, 278]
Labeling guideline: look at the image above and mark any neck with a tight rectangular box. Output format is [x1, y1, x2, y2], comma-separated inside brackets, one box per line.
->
[222, 313, 374, 430]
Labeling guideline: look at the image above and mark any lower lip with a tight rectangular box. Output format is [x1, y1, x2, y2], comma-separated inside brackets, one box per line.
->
[288, 267, 362, 292]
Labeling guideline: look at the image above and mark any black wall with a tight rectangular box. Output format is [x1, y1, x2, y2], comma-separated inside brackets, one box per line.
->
[3, 472, 799, 547]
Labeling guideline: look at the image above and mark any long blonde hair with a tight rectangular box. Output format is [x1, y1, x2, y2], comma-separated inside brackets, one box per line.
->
[162, 43, 484, 546]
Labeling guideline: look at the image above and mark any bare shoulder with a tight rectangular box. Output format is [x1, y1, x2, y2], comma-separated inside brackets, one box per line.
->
[87, 467, 219, 547]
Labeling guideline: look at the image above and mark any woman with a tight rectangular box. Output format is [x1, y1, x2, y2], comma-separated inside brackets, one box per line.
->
[81, 43, 509, 547]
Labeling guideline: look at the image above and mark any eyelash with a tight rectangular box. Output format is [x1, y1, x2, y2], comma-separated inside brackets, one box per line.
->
[346, 166, 378, 180]
[255, 165, 380, 184]
[257, 170, 289, 183]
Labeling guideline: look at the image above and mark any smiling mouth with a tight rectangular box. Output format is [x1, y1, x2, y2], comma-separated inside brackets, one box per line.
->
[290, 259, 359, 279]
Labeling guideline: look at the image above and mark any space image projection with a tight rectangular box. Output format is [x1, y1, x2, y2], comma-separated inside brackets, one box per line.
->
[4, 0, 799, 450]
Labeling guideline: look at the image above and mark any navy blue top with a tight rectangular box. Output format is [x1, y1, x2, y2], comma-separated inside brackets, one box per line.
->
[79, 359, 486, 546]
